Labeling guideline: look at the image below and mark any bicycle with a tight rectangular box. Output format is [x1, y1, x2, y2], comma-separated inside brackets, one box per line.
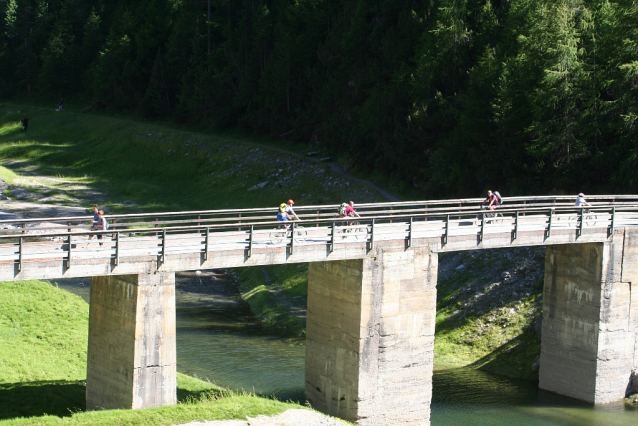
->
[476, 204, 503, 224]
[269, 224, 307, 244]
[337, 220, 366, 241]
[569, 209, 598, 228]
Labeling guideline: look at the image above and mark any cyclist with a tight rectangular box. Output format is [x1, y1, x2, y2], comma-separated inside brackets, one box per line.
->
[575, 193, 591, 207]
[482, 190, 500, 211]
[345, 201, 360, 224]
[277, 199, 299, 229]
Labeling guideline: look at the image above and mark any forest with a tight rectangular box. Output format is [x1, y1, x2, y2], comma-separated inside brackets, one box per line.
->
[1, 0, 637, 198]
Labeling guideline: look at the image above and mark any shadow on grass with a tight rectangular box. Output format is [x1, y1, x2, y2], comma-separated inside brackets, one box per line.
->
[0, 380, 85, 420]
[176, 385, 228, 402]
[0, 380, 226, 422]
[467, 327, 541, 380]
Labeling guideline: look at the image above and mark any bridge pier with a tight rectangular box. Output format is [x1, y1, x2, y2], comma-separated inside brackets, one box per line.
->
[541, 231, 638, 403]
[305, 246, 437, 425]
[86, 272, 176, 410]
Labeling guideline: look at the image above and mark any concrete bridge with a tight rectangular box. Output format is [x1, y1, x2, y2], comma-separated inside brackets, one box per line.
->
[1, 195, 637, 425]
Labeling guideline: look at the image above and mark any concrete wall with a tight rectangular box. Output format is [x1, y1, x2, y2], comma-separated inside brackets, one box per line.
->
[86, 273, 177, 410]
[306, 246, 437, 425]
[540, 230, 638, 403]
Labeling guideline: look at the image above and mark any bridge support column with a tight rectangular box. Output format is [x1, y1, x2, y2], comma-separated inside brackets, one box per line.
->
[541, 232, 638, 403]
[86, 272, 176, 410]
[306, 246, 437, 425]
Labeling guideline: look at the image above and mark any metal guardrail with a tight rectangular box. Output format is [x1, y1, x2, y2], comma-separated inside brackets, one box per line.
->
[1, 196, 637, 271]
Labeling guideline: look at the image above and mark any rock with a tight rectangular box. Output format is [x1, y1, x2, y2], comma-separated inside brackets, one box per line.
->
[531, 357, 540, 371]
[247, 181, 269, 191]
[456, 264, 465, 270]
[9, 189, 46, 200]
[502, 271, 511, 280]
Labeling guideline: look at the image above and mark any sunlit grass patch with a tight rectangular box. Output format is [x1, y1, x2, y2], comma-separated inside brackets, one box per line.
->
[0, 166, 17, 185]
[0, 122, 21, 136]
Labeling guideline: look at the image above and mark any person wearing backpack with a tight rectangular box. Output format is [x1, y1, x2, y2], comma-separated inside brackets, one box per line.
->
[483, 190, 501, 210]
[96, 209, 109, 246]
[277, 199, 299, 229]
[338, 201, 360, 225]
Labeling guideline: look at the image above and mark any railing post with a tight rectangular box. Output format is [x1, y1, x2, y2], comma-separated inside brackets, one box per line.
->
[238, 213, 242, 231]
[408, 216, 413, 248]
[445, 215, 450, 245]
[290, 221, 295, 255]
[204, 228, 209, 261]
[330, 221, 335, 253]
[248, 225, 254, 257]
[114, 232, 120, 265]
[161, 229, 166, 263]
[578, 208, 584, 236]
[18, 237, 23, 271]
[370, 219, 375, 250]
[514, 210, 519, 239]
[610, 207, 616, 237]
[67, 234, 72, 268]
[480, 213, 485, 242]
[547, 208, 554, 238]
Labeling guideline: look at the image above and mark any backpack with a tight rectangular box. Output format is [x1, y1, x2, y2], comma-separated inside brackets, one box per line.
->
[279, 203, 288, 213]
[103, 218, 109, 230]
[494, 191, 502, 205]
[338, 203, 348, 216]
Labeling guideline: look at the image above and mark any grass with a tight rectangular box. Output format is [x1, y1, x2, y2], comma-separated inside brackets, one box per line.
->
[237, 267, 306, 336]
[0, 103, 379, 213]
[0, 279, 311, 425]
[433, 248, 544, 380]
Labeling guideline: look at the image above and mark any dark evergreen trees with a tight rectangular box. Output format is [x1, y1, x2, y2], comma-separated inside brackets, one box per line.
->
[0, 0, 636, 196]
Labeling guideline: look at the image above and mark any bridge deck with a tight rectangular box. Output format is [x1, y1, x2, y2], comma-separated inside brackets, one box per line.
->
[0, 195, 636, 281]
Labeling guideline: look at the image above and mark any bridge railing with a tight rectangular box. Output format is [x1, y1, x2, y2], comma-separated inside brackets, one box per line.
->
[1, 195, 637, 238]
[0, 202, 637, 271]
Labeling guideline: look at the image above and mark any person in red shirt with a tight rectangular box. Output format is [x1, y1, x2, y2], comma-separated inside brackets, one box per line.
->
[483, 190, 500, 210]
[345, 201, 360, 225]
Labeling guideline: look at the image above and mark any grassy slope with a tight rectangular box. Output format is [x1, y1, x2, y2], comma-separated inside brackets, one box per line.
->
[237, 264, 308, 336]
[0, 280, 307, 425]
[0, 104, 378, 213]
[434, 248, 545, 380]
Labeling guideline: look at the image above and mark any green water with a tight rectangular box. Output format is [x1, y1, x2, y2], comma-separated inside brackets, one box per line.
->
[51, 271, 637, 425]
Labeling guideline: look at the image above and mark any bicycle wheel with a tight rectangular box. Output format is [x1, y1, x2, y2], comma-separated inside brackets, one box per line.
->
[269, 229, 285, 244]
[494, 213, 503, 224]
[351, 222, 365, 240]
[293, 225, 307, 243]
[585, 214, 597, 227]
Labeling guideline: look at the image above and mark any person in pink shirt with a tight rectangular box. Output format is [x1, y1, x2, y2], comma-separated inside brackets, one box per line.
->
[345, 201, 360, 224]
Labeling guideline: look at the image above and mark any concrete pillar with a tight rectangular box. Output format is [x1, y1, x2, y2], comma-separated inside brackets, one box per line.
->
[305, 246, 437, 425]
[86, 273, 177, 410]
[541, 233, 638, 403]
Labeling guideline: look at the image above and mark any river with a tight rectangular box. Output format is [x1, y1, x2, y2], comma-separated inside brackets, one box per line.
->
[51, 270, 637, 426]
